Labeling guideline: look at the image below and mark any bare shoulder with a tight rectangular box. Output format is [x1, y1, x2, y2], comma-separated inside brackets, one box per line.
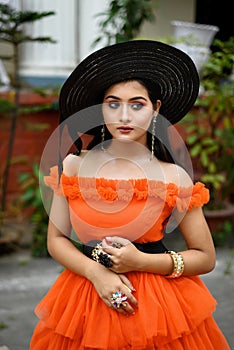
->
[161, 162, 193, 188]
[63, 151, 88, 176]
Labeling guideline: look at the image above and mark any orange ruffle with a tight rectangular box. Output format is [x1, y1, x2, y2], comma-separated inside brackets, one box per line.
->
[29, 168, 231, 349]
[44, 166, 64, 196]
[44, 166, 209, 212]
[30, 270, 230, 350]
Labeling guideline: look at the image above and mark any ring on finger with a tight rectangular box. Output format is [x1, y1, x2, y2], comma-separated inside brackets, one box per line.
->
[110, 291, 128, 309]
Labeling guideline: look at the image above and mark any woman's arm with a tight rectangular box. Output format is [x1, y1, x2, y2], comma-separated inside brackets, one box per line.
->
[47, 192, 138, 314]
[102, 206, 216, 276]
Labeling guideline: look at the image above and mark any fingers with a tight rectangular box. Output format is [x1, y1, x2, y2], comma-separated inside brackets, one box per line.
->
[111, 302, 131, 316]
[104, 276, 138, 315]
[119, 274, 136, 293]
[118, 301, 135, 315]
[104, 236, 131, 247]
[101, 245, 119, 262]
[107, 290, 136, 315]
[107, 299, 135, 315]
[101, 242, 122, 259]
[120, 276, 138, 308]
[124, 288, 138, 307]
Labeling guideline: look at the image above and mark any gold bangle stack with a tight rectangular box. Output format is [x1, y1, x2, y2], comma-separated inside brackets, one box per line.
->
[166, 250, 184, 278]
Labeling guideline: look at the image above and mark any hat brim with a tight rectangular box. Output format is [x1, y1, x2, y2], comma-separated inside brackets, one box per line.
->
[59, 40, 199, 129]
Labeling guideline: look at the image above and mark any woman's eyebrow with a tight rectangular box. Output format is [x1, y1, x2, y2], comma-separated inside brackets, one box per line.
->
[104, 95, 120, 100]
[129, 96, 147, 101]
[104, 95, 147, 101]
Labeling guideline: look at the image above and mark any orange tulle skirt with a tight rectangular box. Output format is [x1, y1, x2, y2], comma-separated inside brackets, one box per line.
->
[30, 269, 230, 350]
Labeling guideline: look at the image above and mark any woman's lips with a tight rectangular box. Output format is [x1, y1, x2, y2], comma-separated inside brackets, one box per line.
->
[117, 126, 134, 133]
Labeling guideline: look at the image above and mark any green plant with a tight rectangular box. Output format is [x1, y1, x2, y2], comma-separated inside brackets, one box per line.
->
[0, 321, 8, 330]
[18, 163, 50, 257]
[212, 220, 233, 247]
[92, 0, 156, 47]
[18, 164, 82, 257]
[0, 3, 56, 212]
[183, 37, 234, 208]
[217, 127, 234, 202]
[164, 34, 207, 47]
[0, 98, 14, 113]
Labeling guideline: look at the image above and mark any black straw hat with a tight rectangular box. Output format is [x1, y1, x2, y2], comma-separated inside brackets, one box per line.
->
[59, 40, 199, 129]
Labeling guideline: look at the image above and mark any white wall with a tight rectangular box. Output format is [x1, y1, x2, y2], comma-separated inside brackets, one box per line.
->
[140, 0, 196, 40]
[18, 0, 109, 82]
[1, 0, 196, 83]
[78, 0, 110, 61]
[19, 0, 78, 79]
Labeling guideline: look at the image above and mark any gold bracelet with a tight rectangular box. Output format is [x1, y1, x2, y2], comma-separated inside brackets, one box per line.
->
[166, 250, 184, 278]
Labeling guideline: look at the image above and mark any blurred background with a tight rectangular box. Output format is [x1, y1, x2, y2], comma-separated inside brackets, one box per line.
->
[0, 1, 233, 349]
[0, 0, 233, 255]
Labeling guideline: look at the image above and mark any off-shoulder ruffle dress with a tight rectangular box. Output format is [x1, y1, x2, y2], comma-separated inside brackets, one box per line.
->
[30, 166, 230, 350]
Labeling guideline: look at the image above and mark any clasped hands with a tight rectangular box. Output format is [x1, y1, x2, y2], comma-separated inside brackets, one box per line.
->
[90, 236, 140, 315]
[101, 236, 141, 273]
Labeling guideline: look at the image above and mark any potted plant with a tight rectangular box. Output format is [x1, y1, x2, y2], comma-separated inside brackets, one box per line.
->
[170, 20, 219, 72]
[183, 37, 234, 236]
[0, 3, 57, 214]
[0, 3, 59, 249]
[92, 0, 156, 47]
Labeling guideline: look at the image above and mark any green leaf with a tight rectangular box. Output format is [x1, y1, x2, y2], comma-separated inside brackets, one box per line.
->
[18, 173, 30, 182]
[24, 122, 49, 131]
[186, 134, 198, 145]
[205, 145, 219, 155]
[208, 162, 216, 173]
[201, 138, 216, 146]
[201, 151, 208, 167]
[190, 144, 201, 157]
[186, 124, 197, 132]
[92, 0, 156, 47]
[20, 189, 34, 202]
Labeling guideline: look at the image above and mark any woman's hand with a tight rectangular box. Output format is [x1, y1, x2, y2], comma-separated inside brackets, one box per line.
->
[89, 264, 138, 315]
[102, 236, 142, 273]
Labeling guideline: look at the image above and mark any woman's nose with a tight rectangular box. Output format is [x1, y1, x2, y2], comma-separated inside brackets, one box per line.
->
[119, 103, 131, 123]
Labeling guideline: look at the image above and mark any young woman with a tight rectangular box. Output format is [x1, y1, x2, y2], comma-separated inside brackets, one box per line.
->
[30, 40, 230, 349]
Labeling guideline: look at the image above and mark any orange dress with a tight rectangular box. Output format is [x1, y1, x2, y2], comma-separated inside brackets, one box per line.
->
[30, 166, 230, 350]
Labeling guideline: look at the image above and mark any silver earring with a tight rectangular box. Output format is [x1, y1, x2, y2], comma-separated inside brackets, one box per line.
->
[151, 116, 157, 160]
[101, 124, 105, 151]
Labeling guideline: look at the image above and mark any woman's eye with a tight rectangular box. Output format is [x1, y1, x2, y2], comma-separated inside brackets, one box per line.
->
[131, 102, 143, 110]
[108, 102, 120, 109]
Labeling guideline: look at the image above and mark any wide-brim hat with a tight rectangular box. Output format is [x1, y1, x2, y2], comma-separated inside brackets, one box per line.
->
[59, 40, 199, 131]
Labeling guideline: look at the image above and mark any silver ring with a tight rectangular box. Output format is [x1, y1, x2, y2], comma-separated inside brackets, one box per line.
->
[110, 291, 128, 309]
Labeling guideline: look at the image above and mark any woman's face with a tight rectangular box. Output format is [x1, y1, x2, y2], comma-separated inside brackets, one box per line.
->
[102, 80, 161, 145]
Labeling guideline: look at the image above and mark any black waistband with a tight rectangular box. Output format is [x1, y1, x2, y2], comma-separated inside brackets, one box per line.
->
[82, 239, 167, 258]
[133, 240, 167, 254]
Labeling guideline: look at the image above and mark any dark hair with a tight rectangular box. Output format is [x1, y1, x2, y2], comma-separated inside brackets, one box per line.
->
[67, 78, 175, 164]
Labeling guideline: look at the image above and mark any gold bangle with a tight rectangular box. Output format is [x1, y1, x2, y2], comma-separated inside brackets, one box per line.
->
[166, 250, 184, 278]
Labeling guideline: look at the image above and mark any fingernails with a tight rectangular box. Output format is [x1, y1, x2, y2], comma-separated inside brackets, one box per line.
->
[105, 237, 112, 244]
[123, 284, 131, 292]
[123, 283, 136, 292]
[125, 312, 135, 317]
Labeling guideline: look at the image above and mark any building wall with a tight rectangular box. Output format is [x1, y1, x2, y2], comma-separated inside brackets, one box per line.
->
[19, 0, 79, 86]
[0, 0, 196, 87]
[140, 0, 195, 40]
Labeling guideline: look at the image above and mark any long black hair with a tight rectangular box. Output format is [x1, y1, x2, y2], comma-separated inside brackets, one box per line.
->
[64, 78, 175, 164]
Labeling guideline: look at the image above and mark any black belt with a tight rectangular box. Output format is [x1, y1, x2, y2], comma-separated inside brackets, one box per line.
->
[82, 239, 167, 268]
[133, 240, 167, 254]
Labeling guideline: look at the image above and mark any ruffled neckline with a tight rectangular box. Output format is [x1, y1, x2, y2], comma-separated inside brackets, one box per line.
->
[44, 166, 210, 212]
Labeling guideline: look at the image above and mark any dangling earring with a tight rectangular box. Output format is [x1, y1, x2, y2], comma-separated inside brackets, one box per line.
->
[101, 124, 105, 151]
[151, 116, 157, 160]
